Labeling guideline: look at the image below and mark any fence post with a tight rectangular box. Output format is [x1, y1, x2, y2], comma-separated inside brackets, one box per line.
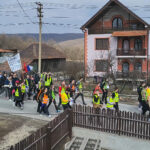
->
[68, 109, 73, 139]
[46, 127, 51, 150]
[118, 111, 121, 136]
[9, 146, 14, 150]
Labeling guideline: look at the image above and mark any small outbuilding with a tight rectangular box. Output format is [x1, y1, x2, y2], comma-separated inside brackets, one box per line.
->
[20, 43, 66, 72]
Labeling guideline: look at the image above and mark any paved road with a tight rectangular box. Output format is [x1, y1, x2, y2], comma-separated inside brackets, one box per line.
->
[0, 94, 142, 121]
[71, 127, 150, 150]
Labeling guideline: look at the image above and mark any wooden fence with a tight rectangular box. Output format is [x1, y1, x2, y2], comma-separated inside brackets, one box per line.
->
[73, 105, 150, 140]
[9, 109, 73, 150]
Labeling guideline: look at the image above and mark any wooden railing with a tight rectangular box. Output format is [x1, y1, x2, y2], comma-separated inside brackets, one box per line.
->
[73, 105, 150, 140]
[88, 27, 145, 34]
[117, 49, 146, 56]
[8, 109, 73, 150]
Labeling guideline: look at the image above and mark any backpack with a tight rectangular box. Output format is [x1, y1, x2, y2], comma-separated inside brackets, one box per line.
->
[137, 86, 142, 95]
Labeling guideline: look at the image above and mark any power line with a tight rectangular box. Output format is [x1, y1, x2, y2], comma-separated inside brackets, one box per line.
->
[16, 0, 36, 24]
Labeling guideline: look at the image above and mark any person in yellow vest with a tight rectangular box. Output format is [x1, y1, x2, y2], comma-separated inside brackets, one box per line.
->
[146, 85, 150, 108]
[44, 74, 52, 90]
[113, 87, 119, 111]
[93, 90, 102, 108]
[47, 85, 60, 112]
[74, 77, 86, 105]
[25, 75, 31, 100]
[61, 82, 71, 110]
[39, 88, 51, 117]
[102, 79, 109, 104]
[14, 80, 23, 109]
[141, 84, 149, 115]
[21, 81, 26, 104]
[106, 92, 115, 110]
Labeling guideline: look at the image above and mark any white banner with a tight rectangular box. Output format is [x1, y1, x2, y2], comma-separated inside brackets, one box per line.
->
[7, 53, 22, 72]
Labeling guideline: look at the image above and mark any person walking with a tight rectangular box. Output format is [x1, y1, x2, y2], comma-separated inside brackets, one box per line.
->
[106, 92, 115, 110]
[8, 76, 13, 101]
[21, 81, 26, 103]
[25, 75, 31, 100]
[141, 84, 149, 115]
[61, 82, 71, 110]
[102, 79, 109, 104]
[58, 83, 62, 109]
[47, 85, 59, 112]
[14, 81, 23, 109]
[93, 90, 102, 108]
[74, 77, 86, 105]
[44, 74, 52, 90]
[39, 88, 51, 117]
[113, 87, 119, 111]
[137, 83, 144, 109]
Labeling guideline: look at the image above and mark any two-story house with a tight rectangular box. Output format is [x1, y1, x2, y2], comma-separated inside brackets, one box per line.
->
[81, 0, 150, 79]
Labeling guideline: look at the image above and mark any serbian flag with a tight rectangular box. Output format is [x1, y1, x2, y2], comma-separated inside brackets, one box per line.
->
[24, 63, 28, 73]
[27, 65, 31, 72]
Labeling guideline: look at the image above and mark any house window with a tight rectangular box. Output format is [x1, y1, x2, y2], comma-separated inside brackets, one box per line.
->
[134, 62, 142, 71]
[122, 62, 129, 73]
[96, 38, 109, 50]
[95, 60, 108, 72]
[112, 17, 123, 29]
[135, 39, 142, 51]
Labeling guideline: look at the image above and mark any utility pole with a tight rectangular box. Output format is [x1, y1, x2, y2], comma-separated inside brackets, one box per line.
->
[36, 2, 43, 74]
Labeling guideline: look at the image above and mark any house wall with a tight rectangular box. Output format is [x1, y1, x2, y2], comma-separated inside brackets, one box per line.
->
[87, 33, 118, 77]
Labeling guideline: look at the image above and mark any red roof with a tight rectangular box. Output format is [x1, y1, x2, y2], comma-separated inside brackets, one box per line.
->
[0, 49, 17, 53]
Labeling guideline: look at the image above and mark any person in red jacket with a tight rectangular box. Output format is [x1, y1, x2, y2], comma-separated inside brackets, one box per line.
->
[93, 83, 102, 95]
[58, 81, 65, 109]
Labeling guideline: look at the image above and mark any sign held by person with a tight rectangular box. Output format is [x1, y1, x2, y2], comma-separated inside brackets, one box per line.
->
[7, 53, 22, 72]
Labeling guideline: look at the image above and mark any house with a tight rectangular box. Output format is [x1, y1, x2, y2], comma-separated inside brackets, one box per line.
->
[20, 43, 66, 72]
[81, 0, 150, 79]
[0, 43, 66, 72]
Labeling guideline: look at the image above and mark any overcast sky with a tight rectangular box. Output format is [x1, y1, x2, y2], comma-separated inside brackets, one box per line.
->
[0, 0, 149, 34]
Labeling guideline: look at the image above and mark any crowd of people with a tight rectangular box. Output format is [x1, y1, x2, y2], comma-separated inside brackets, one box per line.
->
[0, 72, 86, 117]
[0, 71, 150, 118]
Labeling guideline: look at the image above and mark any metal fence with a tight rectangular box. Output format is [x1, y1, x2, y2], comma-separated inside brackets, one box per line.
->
[9, 109, 73, 150]
[73, 105, 150, 140]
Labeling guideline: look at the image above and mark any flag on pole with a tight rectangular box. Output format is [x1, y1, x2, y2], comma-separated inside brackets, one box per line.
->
[27, 65, 31, 72]
[24, 63, 28, 73]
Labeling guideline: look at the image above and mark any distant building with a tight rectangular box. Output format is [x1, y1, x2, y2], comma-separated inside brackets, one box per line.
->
[0, 43, 66, 72]
[20, 43, 66, 72]
[81, 0, 150, 78]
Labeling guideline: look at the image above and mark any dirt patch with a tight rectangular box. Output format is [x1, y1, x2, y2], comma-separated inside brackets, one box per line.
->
[0, 113, 48, 150]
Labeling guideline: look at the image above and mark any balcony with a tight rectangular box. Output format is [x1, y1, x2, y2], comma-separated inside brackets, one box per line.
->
[117, 49, 146, 56]
[88, 27, 145, 34]
[116, 72, 146, 80]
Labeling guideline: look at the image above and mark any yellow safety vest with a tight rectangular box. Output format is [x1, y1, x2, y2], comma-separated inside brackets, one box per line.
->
[142, 89, 148, 101]
[21, 85, 26, 93]
[93, 94, 100, 105]
[26, 79, 29, 86]
[61, 88, 69, 105]
[114, 92, 119, 102]
[38, 81, 42, 89]
[15, 89, 19, 97]
[79, 82, 82, 89]
[106, 97, 115, 108]
[45, 77, 52, 86]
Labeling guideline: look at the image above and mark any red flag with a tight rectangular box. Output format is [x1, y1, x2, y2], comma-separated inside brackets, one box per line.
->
[24, 63, 28, 73]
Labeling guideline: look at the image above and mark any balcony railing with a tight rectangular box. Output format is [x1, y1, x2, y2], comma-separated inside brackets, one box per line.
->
[88, 27, 145, 34]
[116, 71, 146, 79]
[117, 49, 146, 56]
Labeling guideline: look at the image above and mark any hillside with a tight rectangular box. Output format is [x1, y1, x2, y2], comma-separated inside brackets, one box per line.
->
[54, 38, 84, 61]
[7, 33, 84, 43]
